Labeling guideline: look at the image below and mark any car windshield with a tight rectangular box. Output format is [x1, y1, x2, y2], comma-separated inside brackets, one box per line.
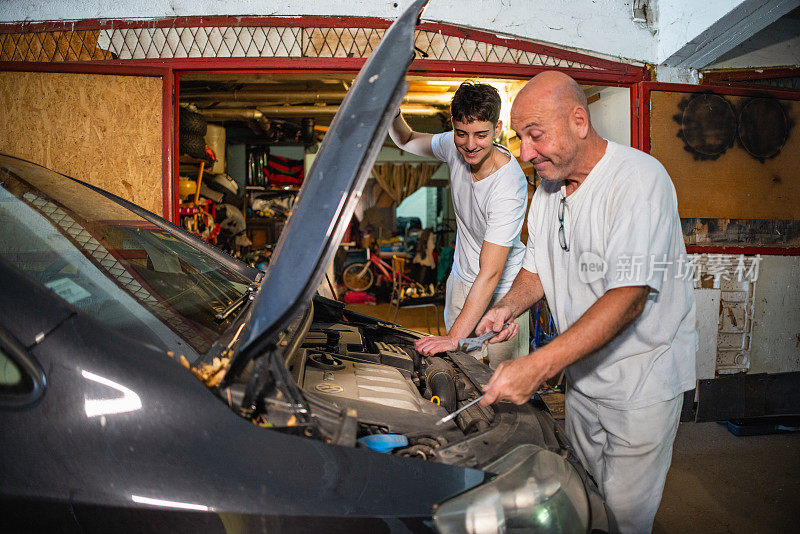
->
[0, 155, 253, 359]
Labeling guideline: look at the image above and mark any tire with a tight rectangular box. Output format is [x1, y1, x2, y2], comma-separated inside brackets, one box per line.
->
[342, 263, 374, 292]
[179, 132, 206, 159]
[179, 108, 207, 136]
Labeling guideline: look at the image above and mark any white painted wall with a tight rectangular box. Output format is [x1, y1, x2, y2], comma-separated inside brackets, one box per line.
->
[6, 0, 799, 71]
[588, 86, 631, 147]
[695, 288, 721, 380]
[655, 65, 700, 84]
[397, 186, 434, 228]
[5, 0, 796, 69]
[749, 256, 800, 374]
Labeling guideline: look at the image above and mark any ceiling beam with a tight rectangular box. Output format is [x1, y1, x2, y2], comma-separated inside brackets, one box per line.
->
[661, 0, 800, 69]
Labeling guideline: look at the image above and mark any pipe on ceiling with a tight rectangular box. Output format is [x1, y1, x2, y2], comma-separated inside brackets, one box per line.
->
[198, 108, 271, 131]
[182, 90, 453, 106]
[199, 105, 443, 119]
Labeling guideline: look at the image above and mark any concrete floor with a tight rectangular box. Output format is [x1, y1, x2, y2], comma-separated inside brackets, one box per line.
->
[655, 422, 800, 533]
[346, 302, 800, 533]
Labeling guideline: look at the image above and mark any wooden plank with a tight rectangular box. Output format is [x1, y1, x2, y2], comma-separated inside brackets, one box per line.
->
[650, 90, 800, 220]
[0, 71, 163, 215]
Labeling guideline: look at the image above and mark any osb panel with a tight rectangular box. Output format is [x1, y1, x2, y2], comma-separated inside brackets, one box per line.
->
[650, 90, 800, 220]
[0, 71, 163, 215]
[0, 31, 113, 62]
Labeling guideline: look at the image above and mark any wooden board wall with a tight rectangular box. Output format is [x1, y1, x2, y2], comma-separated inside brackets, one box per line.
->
[650, 90, 800, 220]
[0, 71, 163, 215]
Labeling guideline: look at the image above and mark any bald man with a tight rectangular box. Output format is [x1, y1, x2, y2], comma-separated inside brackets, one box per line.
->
[475, 71, 697, 533]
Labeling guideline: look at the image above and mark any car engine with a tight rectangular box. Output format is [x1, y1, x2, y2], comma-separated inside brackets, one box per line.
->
[286, 318, 498, 461]
[218, 298, 564, 469]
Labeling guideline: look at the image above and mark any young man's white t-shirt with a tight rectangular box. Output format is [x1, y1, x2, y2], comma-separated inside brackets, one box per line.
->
[431, 131, 527, 294]
[522, 140, 697, 410]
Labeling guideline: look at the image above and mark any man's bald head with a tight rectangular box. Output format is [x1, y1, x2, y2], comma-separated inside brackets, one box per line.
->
[510, 71, 604, 184]
[514, 71, 588, 119]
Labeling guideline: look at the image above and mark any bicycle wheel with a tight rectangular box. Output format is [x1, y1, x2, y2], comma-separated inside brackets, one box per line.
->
[342, 263, 374, 292]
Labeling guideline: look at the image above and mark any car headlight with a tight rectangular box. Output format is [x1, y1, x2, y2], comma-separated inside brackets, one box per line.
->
[433, 444, 590, 534]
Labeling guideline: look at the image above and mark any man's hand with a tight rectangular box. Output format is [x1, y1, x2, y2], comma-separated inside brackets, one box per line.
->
[478, 285, 650, 408]
[475, 306, 518, 344]
[415, 335, 457, 356]
[479, 353, 545, 405]
[443, 241, 509, 351]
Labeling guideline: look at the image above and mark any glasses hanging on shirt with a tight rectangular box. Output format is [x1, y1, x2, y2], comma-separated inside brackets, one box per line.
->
[558, 196, 570, 252]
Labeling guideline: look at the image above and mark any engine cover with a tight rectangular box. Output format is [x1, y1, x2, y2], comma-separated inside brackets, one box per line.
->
[301, 349, 439, 415]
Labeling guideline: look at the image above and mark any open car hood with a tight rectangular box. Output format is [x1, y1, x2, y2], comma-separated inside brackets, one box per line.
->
[235, 0, 429, 360]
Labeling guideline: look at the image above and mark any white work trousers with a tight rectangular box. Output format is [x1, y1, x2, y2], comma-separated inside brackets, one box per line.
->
[565, 388, 682, 534]
[443, 274, 530, 369]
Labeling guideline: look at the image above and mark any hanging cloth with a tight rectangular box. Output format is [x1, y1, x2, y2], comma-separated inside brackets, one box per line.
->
[371, 161, 441, 204]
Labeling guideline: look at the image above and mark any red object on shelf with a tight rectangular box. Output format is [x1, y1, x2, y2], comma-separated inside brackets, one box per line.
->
[264, 154, 304, 186]
[343, 291, 376, 304]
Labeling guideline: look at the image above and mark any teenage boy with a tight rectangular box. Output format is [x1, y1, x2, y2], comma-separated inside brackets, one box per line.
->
[388, 82, 529, 368]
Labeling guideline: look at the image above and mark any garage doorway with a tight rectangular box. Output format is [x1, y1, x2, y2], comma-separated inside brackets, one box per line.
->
[175, 71, 631, 265]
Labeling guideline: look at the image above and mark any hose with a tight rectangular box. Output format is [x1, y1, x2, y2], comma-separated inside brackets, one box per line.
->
[425, 357, 457, 412]
[397, 444, 434, 460]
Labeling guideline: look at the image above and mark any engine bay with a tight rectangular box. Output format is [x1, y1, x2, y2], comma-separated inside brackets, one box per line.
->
[220, 297, 564, 469]
[281, 314, 499, 459]
[314, 322, 488, 407]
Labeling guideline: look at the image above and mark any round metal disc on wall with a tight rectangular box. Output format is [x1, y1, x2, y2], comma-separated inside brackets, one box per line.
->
[680, 93, 737, 158]
[738, 98, 790, 161]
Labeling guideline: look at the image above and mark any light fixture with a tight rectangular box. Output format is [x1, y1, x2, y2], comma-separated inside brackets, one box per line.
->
[425, 80, 460, 86]
[632, 0, 648, 23]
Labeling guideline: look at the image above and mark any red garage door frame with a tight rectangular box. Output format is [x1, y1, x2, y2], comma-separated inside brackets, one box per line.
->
[0, 16, 647, 223]
[634, 80, 800, 256]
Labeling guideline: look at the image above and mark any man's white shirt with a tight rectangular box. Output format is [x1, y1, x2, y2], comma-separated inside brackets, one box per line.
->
[522, 140, 697, 409]
[431, 131, 527, 293]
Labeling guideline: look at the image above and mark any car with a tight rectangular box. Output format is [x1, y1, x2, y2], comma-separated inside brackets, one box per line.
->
[0, 1, 613, 532]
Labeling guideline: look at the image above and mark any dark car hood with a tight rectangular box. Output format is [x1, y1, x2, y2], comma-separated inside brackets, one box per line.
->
[236, 0, 429, 360]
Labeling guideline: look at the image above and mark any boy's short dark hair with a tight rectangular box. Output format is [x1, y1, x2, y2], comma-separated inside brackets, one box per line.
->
[450, 82, 502, 125]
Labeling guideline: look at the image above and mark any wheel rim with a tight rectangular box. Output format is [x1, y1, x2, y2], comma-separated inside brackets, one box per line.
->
[343, 263, 373, 291]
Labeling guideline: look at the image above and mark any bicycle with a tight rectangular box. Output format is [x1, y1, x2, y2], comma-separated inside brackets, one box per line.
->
[342, 249, 426, 294]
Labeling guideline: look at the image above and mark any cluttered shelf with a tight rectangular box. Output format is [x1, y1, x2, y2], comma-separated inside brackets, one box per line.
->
[178, 154, 212, 165]
[176, 104, 308, 254]
[245, 185, 301, 193]
[246, 217, 285, 226]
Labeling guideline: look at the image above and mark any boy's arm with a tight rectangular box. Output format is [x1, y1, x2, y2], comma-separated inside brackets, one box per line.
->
[414, 241, 509, 356]
[388, 112, 436, 158]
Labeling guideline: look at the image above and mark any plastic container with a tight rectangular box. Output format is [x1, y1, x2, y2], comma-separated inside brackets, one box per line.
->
[178, 179, 197, 199]
[205, 124, 226, 174]
[357, 434, 408, 453]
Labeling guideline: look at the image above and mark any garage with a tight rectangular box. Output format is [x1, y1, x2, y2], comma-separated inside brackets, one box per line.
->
[172, 72, 631, 294]
[0, 1, 798, 532]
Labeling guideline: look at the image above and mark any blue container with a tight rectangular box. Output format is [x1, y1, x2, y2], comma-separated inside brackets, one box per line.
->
[357, 434, 408, 453]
